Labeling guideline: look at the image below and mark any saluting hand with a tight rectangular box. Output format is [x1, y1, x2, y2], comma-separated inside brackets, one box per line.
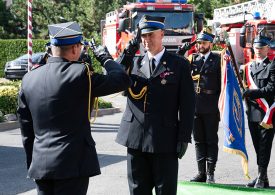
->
[125, 26, 141, 56]
[92, 45, 113, 67]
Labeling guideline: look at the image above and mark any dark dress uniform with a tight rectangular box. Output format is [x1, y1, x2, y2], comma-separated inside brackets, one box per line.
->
[116, 48, 195, 195]
[244, 54, 275, 188]
[17, 22, 130, 195]
[190, 51, 221, 181]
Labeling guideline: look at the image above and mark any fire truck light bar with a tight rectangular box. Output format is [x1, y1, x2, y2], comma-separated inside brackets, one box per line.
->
[174, 5, 182, 10]
[147, 5, 155, 10]
[138, 0, 187, 3]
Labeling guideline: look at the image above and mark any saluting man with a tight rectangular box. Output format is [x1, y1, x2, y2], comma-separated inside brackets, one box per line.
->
[243, 36, 275, 188]
[116, 15, 195, 195]
[188, 31, 221, 183]
[17, 21, 130, 195]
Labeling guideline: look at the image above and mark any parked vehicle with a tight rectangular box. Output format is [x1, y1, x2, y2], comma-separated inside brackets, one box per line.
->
[4, 52, 44, 79]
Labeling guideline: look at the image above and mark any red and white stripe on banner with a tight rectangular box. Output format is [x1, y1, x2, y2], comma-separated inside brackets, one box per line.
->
[245, 64, 275, 129]
[27, 0, 32, 71]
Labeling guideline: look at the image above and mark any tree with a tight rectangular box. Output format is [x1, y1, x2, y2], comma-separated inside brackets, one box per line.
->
[190, 0, 251, 19]
[0, 0, 252, 39]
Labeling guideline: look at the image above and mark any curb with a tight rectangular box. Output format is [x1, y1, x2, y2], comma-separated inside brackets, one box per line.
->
[0, 107, 121, 132]
[91, 107, 121, 117]
[0, 121, 20, 132]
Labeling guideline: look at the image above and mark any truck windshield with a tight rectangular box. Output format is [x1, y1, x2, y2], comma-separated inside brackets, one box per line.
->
[259, 24, 275, 49]
[133, 11, 193, 35]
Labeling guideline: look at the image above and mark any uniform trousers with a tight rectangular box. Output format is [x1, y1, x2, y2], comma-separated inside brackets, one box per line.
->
[127, 148, 178, 195]
[35, 177, 89, 195]
[193, 113, 219, 163]
[248, 120, 275, 169]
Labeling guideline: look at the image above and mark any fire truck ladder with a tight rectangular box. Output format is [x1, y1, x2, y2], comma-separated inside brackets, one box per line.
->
[213, 0, 274, 25]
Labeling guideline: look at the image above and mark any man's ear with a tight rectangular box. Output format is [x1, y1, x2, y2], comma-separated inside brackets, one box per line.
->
[71, 45, 77, 54]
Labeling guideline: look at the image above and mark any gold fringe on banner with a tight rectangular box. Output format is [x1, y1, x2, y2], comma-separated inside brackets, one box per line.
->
[223, 147, 250, 179]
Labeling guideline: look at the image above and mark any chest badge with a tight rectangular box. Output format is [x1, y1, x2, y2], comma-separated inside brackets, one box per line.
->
[161, 79, 167, 85]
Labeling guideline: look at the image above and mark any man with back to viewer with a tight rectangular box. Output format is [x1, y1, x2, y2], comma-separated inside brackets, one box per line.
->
[17, 21, 130, 195]
[115, 15, 195, 195]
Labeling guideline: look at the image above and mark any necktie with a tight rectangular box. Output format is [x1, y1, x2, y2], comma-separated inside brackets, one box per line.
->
[200, 56, 205, 67]
[150, 58, 156, 74]
[256, 62, 260, 69]
[201, 56, 205, 63]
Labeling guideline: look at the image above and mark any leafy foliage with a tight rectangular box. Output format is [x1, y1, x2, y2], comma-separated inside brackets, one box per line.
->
[98, 98, 113, 109]
[189, 0, 250, 19]
[0, 39, 48, 77]
[0, 85, 18, 115]
[0, 39, 103, 77]
[1, 0, 252, 39]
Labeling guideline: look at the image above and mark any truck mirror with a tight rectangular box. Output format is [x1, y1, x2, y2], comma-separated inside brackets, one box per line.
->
[195, 13, 204, 33]
[118, 18, 130, 33]
[270, 40, 275, 50]
[240, 26, 246, 48]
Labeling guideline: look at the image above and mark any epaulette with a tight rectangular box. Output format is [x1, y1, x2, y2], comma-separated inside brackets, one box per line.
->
[187, 54, 193, 63]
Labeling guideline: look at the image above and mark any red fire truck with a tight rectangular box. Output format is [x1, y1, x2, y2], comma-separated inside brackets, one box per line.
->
[211, 0, 275, 65]
[101, 0, 204, 58]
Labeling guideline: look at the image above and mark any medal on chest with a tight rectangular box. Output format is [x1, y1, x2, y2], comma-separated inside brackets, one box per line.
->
[161, 79, 167, 85]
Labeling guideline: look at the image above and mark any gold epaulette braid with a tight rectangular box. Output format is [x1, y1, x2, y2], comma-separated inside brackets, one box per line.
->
[84, 63, 98, 124]
[128, 86, 148, 111]
[128, 86, 147, 99]
[192, 75, 200, 81]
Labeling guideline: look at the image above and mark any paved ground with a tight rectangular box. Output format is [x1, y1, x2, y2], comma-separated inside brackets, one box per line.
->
[0, 94, 274, 195]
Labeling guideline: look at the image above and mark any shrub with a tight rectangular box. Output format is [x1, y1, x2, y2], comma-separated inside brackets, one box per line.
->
[0, 111, 4, 122]
[0, 39, 102, 78]
[0, 85, 18, 115]
[0, 39, 47, 78]
[97, 98, 113, 109]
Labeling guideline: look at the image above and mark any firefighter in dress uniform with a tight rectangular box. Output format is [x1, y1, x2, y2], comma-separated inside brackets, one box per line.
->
[17, 21, 130, 195]
[188, 31, 221, 183]
[243, 36, 275, 188]
[115, 15, 195, 195]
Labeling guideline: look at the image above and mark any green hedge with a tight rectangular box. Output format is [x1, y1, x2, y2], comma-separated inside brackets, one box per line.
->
[0, 39, 47, 77]
[0, 86, 19, 115]
[0, 38, 102, 78]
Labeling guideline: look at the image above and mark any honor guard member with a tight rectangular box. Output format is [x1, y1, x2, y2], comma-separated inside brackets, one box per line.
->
[17, 21, 130, 195]
[243, 36, 275, 188]
[115, 15, 195, 195]
[189, 31, 221, 183]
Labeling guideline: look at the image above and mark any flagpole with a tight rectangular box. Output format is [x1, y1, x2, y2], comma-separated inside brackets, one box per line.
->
[225, 43, 245, 91]
[27, 0, 33, 72]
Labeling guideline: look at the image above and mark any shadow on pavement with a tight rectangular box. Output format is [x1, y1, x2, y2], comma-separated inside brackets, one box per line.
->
[0, 147, 126, 195]
[98, 153, 126, 168]
[0, 146, 35, 195]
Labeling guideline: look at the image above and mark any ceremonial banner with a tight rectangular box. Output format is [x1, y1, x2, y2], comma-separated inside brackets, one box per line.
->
[218, 49, 249, 178]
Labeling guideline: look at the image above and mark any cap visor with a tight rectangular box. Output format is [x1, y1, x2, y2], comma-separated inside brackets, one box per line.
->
[141, 28, 161, 35]
[253, 43, 268, 48]
[197, 39, 211, 43]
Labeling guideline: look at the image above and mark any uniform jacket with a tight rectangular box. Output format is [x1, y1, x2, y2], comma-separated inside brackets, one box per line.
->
[190, 52, 221, 114]
[245, 57, 275, 122]
[116, 49, 195, 153]
[17, 57, 130, 179]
